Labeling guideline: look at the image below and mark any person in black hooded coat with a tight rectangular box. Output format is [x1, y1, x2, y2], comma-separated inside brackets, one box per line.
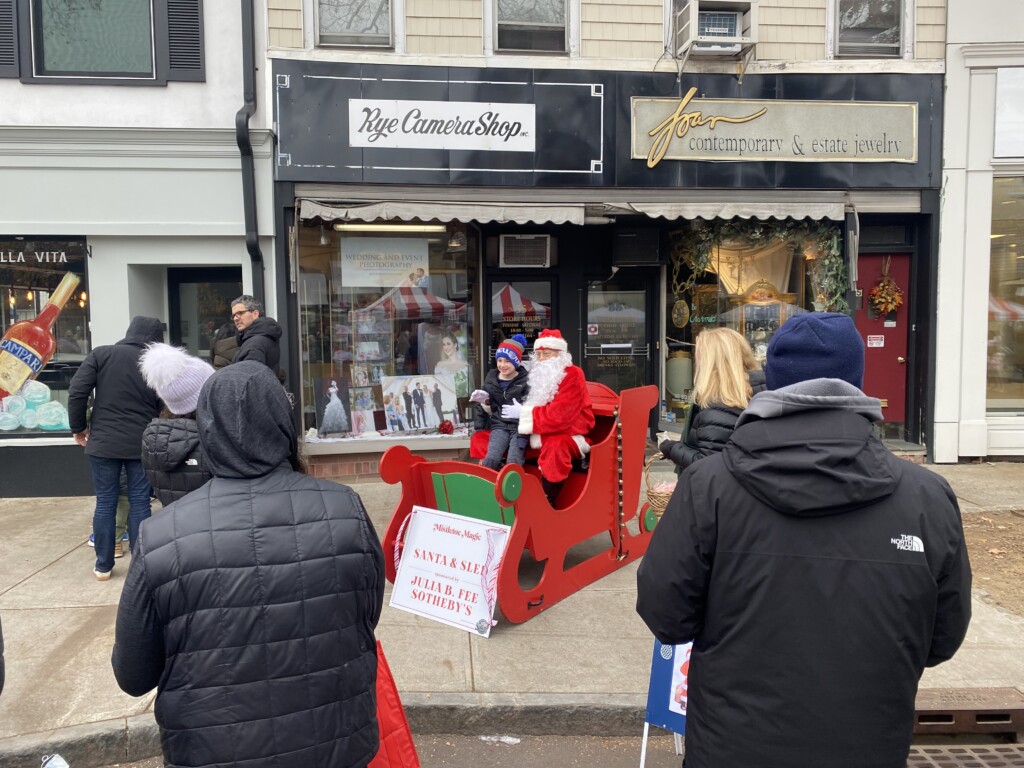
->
[659, 328, 765, 471]
[112, 362, 385, 768]
[68, 315, 163, 580]
[637, 313, 971, 768]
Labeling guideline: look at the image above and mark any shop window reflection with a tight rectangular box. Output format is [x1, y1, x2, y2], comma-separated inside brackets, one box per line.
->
[0, 238, 90, 436]
[988, 177, 1024, 412]
[298, 222, 476, 439]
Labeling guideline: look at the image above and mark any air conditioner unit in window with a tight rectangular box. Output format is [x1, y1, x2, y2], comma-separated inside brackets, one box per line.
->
[693, 10, 742, 54]
[499, 234, 552, 268]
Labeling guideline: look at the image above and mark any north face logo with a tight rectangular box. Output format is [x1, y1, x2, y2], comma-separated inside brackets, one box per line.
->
[891, 534, 924, 552]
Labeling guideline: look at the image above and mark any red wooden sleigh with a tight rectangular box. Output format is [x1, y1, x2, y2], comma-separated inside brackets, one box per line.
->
[379, 382, 660, 623]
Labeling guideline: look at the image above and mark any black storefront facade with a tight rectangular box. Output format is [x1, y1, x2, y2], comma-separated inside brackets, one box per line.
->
[271, 59, 943, 480]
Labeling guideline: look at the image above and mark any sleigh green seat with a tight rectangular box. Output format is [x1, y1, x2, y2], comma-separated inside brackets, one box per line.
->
[429, 471, 516, 527]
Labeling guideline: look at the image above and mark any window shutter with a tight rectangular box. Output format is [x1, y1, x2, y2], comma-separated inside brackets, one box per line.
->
[0, 0, 18, 78]
[166, 0, 204, 82]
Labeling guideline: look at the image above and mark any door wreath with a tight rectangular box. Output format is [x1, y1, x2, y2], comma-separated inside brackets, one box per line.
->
[869, 257, 903, 315]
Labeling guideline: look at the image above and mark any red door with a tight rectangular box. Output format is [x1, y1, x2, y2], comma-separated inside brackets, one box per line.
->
[853, 253, 910, 426]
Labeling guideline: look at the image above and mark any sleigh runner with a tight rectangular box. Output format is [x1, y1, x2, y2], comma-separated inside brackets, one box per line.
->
[380, 382, 660, 623]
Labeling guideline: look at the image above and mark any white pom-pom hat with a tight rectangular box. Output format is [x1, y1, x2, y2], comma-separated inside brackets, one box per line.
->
[139, 343, 215, 416]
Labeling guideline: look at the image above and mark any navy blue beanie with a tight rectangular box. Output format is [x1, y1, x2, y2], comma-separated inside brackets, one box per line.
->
[764, 312, 865, 390]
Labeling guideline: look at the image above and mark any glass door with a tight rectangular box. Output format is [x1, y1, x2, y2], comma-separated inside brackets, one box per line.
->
[581, 270, 657, 393]
[168, 267, 243, 360]
[487, 279, 554, 354]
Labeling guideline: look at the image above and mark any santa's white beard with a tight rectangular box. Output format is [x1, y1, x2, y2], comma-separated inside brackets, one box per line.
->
[525, 352, 571, 407]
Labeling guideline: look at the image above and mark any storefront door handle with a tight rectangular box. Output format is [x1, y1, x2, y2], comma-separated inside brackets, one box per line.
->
[897, 356, 906, 364]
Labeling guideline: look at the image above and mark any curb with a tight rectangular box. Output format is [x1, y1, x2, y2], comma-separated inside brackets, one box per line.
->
[0, 714, 160, 768]
[404, 693, 648, 736]
[0, 695, 649, 767]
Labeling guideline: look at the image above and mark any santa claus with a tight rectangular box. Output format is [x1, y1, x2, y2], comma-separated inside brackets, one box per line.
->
[502, 328, 594, 504]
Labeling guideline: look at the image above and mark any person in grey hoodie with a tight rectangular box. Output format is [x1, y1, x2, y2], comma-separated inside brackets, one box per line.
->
[112, 362, 385, 768]
[637, 313, 971, 768]
[68, 316, 163, 581]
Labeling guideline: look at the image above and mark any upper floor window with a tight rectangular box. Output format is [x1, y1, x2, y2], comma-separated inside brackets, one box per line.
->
[496, 0, 566, 53]
[0, 0, 204, 84]
[318, 0, 392, 48]
[836, 0, 903, 58]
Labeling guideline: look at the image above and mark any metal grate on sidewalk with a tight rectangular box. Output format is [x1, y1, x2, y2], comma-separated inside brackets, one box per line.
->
[908, 744, 1024, 767]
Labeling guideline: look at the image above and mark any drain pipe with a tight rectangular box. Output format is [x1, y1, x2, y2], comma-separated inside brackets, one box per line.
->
[235, 0, 265, 303]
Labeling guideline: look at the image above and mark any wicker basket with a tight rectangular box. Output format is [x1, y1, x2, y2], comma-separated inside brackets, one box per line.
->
[644, 453, 676, 518]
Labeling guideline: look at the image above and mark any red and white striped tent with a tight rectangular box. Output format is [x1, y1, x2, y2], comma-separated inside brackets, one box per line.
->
[989, 295, 1024, 322]
[492, 284, 550, 320]
[353, 286, 463, 320]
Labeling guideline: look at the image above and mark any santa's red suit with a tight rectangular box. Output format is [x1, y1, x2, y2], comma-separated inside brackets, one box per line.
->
[518, 330, 595, 483]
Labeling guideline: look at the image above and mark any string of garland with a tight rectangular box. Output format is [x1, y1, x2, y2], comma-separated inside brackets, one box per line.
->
[668, 219, 849, 313]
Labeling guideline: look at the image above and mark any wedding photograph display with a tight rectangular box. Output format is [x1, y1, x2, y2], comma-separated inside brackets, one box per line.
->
[315, 377, 351, 437]
[381, 373, 458, 431]
[350, 386, 380, 435]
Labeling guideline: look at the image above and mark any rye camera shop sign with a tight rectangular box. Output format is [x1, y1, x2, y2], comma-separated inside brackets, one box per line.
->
[632, 88, 917, 168]
[349, 99, 536, 153]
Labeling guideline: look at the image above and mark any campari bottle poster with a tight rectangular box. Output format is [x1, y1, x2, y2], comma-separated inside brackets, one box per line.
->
[0, 238, 90, 432]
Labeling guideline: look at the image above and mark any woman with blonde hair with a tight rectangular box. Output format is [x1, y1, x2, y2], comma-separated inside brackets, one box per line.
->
[660, 327, 765, 471]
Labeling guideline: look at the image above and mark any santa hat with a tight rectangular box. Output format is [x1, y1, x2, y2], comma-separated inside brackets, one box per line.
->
[533, 328, 568, 353]
[495, 334, 527, 368]
[139, 343, 215, 416]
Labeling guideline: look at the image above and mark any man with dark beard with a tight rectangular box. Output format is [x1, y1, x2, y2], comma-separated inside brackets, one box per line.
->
[502, 328, 594, 505]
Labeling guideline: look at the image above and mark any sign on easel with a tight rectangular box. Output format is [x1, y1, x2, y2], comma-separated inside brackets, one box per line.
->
[640, 639, 692, 767]
[389, 506, 511, 637]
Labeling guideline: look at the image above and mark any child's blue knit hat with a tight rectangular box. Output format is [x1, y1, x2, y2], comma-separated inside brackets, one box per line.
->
[495, 334, 527, 368]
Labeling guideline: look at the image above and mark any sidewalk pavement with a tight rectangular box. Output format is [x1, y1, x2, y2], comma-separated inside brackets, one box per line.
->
[2, 460, 1024, 766]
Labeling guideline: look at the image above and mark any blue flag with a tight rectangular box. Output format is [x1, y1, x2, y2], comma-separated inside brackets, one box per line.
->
[644, 639, 692, 736]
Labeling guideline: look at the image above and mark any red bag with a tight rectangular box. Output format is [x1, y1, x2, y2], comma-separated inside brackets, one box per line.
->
[470, 429, 490, 459]
[368, 641, 421, 768]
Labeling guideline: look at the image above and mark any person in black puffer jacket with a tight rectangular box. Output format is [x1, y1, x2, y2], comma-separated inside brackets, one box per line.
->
[660, 328, 765, 471]
[112, 362, 385, 768]
[139, 343, 215, 507]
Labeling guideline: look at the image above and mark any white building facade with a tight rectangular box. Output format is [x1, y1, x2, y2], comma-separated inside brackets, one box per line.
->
[935, 1, 1024, 461]
[0, 2, 275, 494]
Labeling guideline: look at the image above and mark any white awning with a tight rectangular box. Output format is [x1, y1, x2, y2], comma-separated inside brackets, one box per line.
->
[627, 201, 846, 221]
[299, 199, 585, 225]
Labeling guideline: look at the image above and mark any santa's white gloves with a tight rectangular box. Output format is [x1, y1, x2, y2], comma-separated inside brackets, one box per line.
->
[501, 399, 523, 420]
[469, 389, 489, 404]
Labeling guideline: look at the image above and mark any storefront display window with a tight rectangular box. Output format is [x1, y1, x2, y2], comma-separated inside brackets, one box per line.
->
[665, 220, 833, 357]
[0, 237, 91, 436]
[987, 177, 1024, 412]
[299, 222, 477, 439]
